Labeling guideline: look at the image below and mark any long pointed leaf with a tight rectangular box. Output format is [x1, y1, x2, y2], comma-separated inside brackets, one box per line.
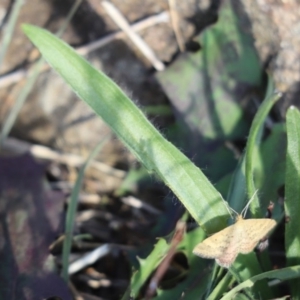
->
[245, 92, 281, 217]
[221, 265, 300, 300]
[22, 24, 229, 233]
[285, 106, 300, 296]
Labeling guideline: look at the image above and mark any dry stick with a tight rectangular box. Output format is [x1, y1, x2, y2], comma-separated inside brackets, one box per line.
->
[145, 221, 186, 299]
[121, 195, 161, 215]
[77, 11, 169, 56]
[68, 244, 112, 275]
[0, 11, 169, 89]
[102, 1, 165, 71]
[2, 137, 126, 178]
[168, 0, 185, 52]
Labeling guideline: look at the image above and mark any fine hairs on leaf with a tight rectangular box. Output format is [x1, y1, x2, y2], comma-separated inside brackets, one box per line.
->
[22, 24, 230, 235]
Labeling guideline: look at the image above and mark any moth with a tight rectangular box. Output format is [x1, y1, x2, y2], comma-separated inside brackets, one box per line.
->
[193, 193, 276, 268]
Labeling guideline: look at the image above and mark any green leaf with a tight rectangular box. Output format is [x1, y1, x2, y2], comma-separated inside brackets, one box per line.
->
[224, 93, 281, 299]
[0, 155, 71, 299]
[22, 24, 229, 233]
[230, 252, 273, 299]
[255, 124, 286, 214]
[220, 265, 300, 300]
[156, 0, 261, 182]
[245, 92, 281, 217]
[226, 157, 247, 215]
[220, 95, 285, 298]
[206, 272, 233, 300]
[285, 106, 300, 296]
[152, 228, 210, 300]
[125, 238, 169, 299]
[62, 137, 109, 282]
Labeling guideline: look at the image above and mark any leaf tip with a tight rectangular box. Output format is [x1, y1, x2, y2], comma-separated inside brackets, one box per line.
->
[21, 23, 32, 34]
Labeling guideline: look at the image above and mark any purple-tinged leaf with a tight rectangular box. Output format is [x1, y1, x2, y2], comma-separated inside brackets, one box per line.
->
[0, 154, 71, 299]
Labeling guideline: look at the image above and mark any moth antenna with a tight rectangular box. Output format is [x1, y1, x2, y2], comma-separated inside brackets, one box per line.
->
[241, 190, 259, 218]
[221, 196, 238, 219]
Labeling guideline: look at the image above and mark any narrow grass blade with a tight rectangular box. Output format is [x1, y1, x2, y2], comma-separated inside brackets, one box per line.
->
[258, 123, 286, 214]
[220, 265, 300, 300]
[56, 0, 82, 37]
[223, 94, 281, 298]
[0, 0, 24, 68]
[0, 0, 82, 147]
[226, 156, 247, 216]
[22, 24, 230, 233]
[62, 136, 109, 282]
[0, 58, 44, 146]
[206, 271, 232, 300]
[245, 92, 281, 217]
[285, 106, 300, 296]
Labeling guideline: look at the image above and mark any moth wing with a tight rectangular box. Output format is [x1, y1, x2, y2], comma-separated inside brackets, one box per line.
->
[216, 250, 238, 268]
[193, 225, 234, 259]
[215, 224, 241, 268]
[238, 219, 276, 254]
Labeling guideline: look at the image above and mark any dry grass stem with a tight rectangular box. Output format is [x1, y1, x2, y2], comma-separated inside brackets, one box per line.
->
[102, 1, 165, 71]
[168, 0, 185, 52]
[0, 11, 169, 88]
[2, 137, 126, 178]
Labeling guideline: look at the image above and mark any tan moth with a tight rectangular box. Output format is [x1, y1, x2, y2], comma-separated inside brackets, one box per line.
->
[193, 192, 276, 268]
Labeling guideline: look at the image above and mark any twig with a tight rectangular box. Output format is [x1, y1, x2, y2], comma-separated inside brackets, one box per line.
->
[76, 209, 114, 223]
[145, 220, 186, 299]
[2, 137, 126, 178]
[68, 243, 134, 275]
[121, 196, 161, 215]
[76, 11, 169, 56]
[168, 0, 185, 52]
[102, 1, 165, 71]
[77, 193, 102, 205]
[0, 64, 43, 88]
[68, 244, 112, 275]
[0, 11, 169, 88]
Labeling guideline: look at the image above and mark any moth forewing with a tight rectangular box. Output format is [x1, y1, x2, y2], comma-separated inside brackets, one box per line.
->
[238, 218, 276, 253]
[193, 216, 277, 268]
[193, 224, 236, 259]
